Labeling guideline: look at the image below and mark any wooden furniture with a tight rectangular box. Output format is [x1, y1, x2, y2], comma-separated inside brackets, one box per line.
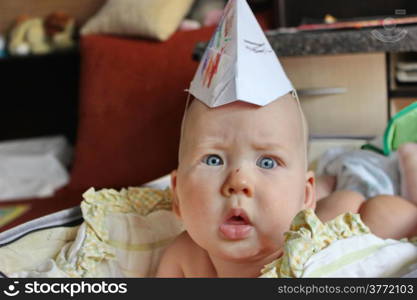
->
[388, 52, 417, 117]
[281, 53, 388, 137]
[273, 0, 417, 28]
[390, 98, 417, 116]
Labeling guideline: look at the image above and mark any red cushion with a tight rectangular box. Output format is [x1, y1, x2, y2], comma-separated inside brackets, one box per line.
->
[68, 28, 215, 191]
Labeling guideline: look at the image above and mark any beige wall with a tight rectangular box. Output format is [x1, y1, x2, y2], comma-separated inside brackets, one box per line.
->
[0, 0, 105, 34]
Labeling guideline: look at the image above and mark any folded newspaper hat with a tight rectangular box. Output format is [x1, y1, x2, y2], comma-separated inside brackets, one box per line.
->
[189, 0, 294, 107]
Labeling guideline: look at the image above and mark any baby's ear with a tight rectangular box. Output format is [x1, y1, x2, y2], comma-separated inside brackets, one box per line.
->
[170, 170, 181, 218]
[304, 170, 316, 210]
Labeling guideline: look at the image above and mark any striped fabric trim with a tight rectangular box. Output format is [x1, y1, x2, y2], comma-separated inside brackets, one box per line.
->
[107, 236, 176, 252]
[304, 243, 386, 277]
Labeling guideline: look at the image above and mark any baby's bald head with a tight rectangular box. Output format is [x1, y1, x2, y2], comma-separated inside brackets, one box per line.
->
[179, 92, 309, 170]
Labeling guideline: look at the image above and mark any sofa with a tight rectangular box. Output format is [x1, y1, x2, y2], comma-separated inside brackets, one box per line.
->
[0, 13, 273, 232]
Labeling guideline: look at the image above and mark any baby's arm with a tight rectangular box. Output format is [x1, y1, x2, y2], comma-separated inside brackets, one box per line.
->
[155, 233, 186, 277]
[316, 189, 365, 223]
[359, 194, 417, 239]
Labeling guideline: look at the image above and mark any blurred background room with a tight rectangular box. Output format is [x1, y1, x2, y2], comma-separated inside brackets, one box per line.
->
[1, 0, 417, 231]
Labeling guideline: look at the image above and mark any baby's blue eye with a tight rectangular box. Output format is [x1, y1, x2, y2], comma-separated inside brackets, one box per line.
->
[203, 154, 223, 166]
[256, 157, 277, 169]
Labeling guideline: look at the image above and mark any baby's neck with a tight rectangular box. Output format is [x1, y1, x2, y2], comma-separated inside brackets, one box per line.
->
[208, 249, 283, 278]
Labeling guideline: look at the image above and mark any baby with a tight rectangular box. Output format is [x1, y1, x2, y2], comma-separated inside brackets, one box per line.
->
[315, 142, 417, 240]
[156, 93, 417, 277]
[156, 0, 417, 277]
[154, 94, 308, 277]
[157, 93, 314, 277]
[316, 143, 417, 239]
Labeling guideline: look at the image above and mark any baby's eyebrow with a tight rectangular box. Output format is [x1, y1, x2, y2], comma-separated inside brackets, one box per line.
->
[191, 134, 227, 146]
[251, 142, 287, 151]
[193, 141, 228, 150]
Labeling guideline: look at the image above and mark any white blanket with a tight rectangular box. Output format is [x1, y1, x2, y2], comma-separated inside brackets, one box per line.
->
[0, 136, 72, 201]
[316, 147, 400, 198]
[303, 234, 417, 277]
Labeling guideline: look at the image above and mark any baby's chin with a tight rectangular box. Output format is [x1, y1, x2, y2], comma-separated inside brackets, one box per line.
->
[209, 237, 280, 263]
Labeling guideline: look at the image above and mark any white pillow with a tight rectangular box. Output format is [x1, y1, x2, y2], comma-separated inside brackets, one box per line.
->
[81, 0, 195, 41]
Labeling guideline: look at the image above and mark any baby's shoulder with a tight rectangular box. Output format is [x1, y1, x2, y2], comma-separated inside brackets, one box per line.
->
[156, 231, 198, 277]
[168, 231, 202, 257]
[157, 231, 215, 277]
[164, 230, 188, 250]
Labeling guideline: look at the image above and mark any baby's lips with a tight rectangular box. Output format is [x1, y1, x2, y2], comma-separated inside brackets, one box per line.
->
[219, 208, 253, 240]
[223, 208, 251, 225]
[219, 223, 253, 240]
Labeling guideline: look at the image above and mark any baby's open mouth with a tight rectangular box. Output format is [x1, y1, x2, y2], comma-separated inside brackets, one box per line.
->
[226, 215, 248, 225]
[219, 209, 253, 240]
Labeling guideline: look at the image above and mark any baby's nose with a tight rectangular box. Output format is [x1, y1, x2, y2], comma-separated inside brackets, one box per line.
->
[221, 168, 254, 197]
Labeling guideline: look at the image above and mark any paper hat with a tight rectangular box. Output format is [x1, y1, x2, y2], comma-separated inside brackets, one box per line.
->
[189, 0, 294, 108]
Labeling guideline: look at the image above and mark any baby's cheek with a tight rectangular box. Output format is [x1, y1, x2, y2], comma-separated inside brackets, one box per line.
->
[179, 169, 221, 195]
[178, 175, 216, 213]
[179, 175, 208, 200]
[256, 189, 303, 231]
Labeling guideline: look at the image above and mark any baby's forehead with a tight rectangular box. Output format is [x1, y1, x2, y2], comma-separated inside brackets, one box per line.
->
[181, 95, 305, 150]
[185, 94, 302, 132]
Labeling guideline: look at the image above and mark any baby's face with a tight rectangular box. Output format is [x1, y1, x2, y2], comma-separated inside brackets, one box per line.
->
[171, 94, 315, 262]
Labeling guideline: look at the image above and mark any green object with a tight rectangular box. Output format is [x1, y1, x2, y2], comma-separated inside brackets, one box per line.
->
[360, 143, 384, 155]
[383, 101, 417, 155]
